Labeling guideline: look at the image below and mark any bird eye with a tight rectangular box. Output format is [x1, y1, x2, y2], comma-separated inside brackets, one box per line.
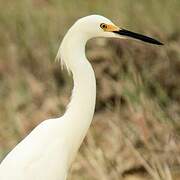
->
[100, 23, 107, 29]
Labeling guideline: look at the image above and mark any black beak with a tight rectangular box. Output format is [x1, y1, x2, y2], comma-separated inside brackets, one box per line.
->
[113, 29, 163, 45]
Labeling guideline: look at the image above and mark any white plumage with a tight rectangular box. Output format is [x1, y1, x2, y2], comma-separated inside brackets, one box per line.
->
[0, 15, 162, 180]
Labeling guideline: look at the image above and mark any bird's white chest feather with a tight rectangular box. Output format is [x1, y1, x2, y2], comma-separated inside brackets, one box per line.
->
[0, 119, 73, 180]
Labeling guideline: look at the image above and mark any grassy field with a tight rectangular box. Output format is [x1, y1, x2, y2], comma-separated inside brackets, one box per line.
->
[0, 0, 180, 179]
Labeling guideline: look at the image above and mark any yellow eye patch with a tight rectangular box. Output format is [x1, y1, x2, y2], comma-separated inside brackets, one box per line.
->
[100, 23, 120, 32]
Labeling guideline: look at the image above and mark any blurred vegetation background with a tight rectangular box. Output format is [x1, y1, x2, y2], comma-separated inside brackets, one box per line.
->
[0, 0, 180, 179]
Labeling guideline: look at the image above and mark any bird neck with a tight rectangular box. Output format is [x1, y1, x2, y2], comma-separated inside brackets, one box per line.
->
[60, 33, 96, 149]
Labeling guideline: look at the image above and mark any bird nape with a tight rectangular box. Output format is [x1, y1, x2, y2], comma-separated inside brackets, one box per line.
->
[0, 15, 163, 180]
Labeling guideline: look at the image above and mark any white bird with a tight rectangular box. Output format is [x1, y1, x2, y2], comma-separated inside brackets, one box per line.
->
[0, 15, 163, 180]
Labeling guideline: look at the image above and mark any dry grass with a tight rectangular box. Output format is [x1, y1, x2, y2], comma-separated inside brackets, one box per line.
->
[0, 0, 180, 179]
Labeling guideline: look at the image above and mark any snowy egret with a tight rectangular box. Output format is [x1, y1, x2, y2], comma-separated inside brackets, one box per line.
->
[0, 15, 163, 180]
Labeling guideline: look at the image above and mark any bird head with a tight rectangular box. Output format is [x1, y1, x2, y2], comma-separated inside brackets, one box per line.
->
[72, 15, 163, 45]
